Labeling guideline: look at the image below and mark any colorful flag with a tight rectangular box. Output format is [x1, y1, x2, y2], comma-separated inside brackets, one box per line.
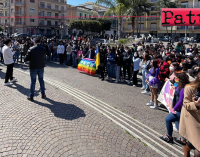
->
[95, 43, 100, 69]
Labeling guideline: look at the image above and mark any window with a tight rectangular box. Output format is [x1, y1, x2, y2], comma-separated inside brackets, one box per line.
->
[11, 0, 13, 3]
[151, 0, 157, 2]
[151, 23, 157, 30]
[151, 14, 157, 20]
[85, 14, 87, 18]
[47, 12, 51, 16]
[30, 0, 35, 3]
[55, 21, 58, 26]
[30, 18, 35, 22]
[40, 11, 44, 16]
[55, 5, 59, 10]
[11, 9, 14, 13]
[40, 2, 45, 7]
[181, 2, 188, 8]
[40, 20, 44, 25]
[139, 23, 144, 30]
[61, 6, 64, 11]
[47, 3, 51, 9]
[80, 13, 82, 18]
[30, 8, 35, 13]
[89, 15, 91, 19]
[198, 0, 200, 7]
[11, 18, 13, 22]
[47, 21, 51, 25]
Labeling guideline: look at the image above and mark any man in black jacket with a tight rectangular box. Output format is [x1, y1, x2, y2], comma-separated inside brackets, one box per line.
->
[24, 38, 46, 102]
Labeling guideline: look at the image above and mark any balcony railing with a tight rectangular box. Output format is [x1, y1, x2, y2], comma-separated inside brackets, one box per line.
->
[39, 23, 61, 26]
[15, 22, 25, 25]
[14, 1, 25, 5]
[39, 5, 67, 11]
[15, 11, 24, 16]
[38, 14, 64, 19]
[43, 0, 66, 3]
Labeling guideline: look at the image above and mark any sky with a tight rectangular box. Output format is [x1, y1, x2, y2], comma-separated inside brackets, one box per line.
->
[67, 0, 96, 6]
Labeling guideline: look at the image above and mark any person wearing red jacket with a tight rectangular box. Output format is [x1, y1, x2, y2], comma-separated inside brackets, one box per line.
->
[158, 59, 170, 87]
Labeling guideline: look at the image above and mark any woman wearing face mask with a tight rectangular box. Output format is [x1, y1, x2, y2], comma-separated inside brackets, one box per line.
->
[165, 62, 181, 82]
[132, 52, 140, 87]
[140, 51, 151, 94]
[160, 72, 190, 143]
[146, 59, 161, 109]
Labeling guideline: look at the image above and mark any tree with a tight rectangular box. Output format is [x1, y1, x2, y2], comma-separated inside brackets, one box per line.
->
[96, 0, 126, 38]
[0, 26, 4, 32]
[156, 0, 182, 40]
[118, 0, 152, 36]
[69, 20, 102, 33]
[96, 18, 112, 31]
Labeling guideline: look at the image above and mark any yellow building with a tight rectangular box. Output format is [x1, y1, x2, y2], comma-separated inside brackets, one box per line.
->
[123, 0, 200, 39]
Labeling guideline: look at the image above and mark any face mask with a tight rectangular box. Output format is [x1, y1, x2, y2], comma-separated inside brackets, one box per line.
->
[134, 54, 137, 57]
[169, 67, 174, 71]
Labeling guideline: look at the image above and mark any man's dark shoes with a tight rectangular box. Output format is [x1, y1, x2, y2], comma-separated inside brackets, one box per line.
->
[160, 134, 173, 143]
[41, 95, 46, 99]
[27, 97, 34, 102]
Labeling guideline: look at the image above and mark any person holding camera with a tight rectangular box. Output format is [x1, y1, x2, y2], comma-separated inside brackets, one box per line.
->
[179, 72, 200, 157]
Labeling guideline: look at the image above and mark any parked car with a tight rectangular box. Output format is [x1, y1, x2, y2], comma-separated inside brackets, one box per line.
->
[17, 33, 28, 37]
[11, 33, 20, 37]
[159, 36, 170, 41]
[32, 34, 42, 38]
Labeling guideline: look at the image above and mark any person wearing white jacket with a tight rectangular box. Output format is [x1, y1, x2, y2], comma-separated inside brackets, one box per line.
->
[57, 41, 65, 65]
[2, 39, 17, 86]
[132, 52, 140, 87]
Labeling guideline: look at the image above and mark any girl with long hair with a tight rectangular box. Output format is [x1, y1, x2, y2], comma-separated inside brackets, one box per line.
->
[146, 59, 160, 109]
[179, 72, 200, 157]
[160, 72, 190, 143]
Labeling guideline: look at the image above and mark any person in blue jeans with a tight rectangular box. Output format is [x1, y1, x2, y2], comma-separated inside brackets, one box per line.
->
[106, 48, 115, 81]
[160, 72, 190, 143]
[24, 38, 46, 102]
[13, 43, 20, 63]
[140, 51, 151, 94]
[114, 49, 122, 83]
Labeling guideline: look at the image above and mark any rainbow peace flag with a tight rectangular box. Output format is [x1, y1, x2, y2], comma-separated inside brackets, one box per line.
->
[78, 58, 96, 75]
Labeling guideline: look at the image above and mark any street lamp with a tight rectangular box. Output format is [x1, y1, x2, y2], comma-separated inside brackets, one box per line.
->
[60, 24, 64, 39]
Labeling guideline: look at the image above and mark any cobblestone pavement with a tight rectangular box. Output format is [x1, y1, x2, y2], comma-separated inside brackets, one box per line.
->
[0, 67, 162, 157]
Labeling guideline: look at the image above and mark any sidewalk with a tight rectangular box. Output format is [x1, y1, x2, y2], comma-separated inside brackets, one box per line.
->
[0, 67, 158, 157]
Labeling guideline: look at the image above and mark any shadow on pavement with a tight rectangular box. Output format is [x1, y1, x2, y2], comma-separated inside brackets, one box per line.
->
[34, 98, 86, 121]
[0, 70, 5, 79]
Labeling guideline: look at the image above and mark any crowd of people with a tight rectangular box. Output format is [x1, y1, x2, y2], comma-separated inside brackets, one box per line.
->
[0, 35, 200, 156]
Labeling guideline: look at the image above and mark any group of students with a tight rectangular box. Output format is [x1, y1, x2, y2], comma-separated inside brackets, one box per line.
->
[96, 41, 200, 157]
[0, 36, 200, 156]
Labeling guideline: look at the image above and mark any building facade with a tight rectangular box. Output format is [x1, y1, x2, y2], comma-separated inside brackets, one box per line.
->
[123, 0, 200, 38]
[0, 0, 67, 36]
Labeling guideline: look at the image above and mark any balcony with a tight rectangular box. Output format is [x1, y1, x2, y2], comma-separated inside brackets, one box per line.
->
[14, 1, 25, 6]
[15, 22, 25, 25]
[38, 14, 64, 19]
[2, 4, 9, 8]
[39, 5, 66, 12]
[42, 0, 66, 4]
[1, 13, 9, 17]
[147, 17, 160, 21]
[39, 23, 61, 27]
[194, 26, 200, 30]
[15, 11, 24, 16]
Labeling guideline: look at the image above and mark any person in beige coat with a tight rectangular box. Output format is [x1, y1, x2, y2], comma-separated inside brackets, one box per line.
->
[179, 72, 200, 157]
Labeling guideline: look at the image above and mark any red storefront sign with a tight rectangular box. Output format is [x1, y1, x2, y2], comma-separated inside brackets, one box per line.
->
[161, 8, 200, 26]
